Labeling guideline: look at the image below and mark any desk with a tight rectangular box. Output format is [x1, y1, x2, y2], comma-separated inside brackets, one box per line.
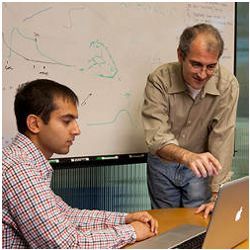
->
[126, 208, 248, 249]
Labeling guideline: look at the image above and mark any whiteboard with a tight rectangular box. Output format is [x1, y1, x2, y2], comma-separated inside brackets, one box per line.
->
[2, 2, 235, 157]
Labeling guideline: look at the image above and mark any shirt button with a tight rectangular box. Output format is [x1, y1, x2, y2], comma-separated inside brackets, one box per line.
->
[187, 120, 191, 125]
[182, 134, 186, 138]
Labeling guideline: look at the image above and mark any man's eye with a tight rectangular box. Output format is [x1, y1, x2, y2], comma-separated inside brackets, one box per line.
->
[62, 119, 71, 125]
[208, 65, 216, 70]
[191, 63, 201, 68]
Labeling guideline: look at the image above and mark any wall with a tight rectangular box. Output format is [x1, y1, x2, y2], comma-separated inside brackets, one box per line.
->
[3, 2, 235, 158]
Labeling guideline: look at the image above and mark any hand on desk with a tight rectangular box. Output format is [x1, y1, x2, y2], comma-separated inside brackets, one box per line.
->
[130, 221, 156, 241]
[195, 202, 215, 219]
[126, 211, 158, 241]
[195, 192, 217, 218]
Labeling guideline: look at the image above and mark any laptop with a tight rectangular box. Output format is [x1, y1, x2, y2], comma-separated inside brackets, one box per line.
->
[127, 176, 249, 249]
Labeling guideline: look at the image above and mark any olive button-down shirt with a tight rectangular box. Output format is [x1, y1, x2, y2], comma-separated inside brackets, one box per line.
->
[142, 62, 239, 192]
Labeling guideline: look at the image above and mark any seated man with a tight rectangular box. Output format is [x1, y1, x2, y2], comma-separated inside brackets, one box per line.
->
[2, 79, 158, 249]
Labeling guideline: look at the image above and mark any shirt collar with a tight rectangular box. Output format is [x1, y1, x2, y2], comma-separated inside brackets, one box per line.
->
[13, 132, 53, 174]
[202, 74, 221, 96]
[168, 64, 186, 94]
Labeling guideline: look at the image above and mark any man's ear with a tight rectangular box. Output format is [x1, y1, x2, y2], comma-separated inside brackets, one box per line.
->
[177, 48, 184, 63]
[26, 114, 42, 134]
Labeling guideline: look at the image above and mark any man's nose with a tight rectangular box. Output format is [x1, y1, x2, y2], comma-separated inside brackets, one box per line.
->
[72, 121, 81, 135]
[197, 66, 208, 79]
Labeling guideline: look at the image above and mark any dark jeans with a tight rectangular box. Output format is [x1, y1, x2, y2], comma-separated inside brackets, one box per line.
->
[147, 153, 212, 208]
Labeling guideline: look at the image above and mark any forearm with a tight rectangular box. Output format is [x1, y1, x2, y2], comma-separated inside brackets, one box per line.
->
[73, 224, 136, 249]
[157, 143, 191, 165]
[8, 176, 133, 248]
[55, 194, 126, 229]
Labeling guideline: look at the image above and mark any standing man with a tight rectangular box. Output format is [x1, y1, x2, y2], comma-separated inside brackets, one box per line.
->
[142, 23, 239, 218]
[3, 79, 158, 249]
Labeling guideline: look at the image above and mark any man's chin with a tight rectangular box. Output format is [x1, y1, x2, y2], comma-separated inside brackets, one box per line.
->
[56, 148, 70, 155]
[191, 81, 205, 90]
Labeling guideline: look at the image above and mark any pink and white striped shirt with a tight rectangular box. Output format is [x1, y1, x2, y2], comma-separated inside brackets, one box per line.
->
[2, 133, 136, 248]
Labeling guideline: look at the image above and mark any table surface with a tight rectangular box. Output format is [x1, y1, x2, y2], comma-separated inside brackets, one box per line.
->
[127, 208, 248, 249]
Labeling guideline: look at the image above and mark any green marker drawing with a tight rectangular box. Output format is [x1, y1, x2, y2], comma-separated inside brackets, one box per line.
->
[87, 109, 134, 126]
[88, 40, 118, 79]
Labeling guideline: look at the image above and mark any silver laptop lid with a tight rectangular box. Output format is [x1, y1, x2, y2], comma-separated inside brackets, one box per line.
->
[203, 176, 249, 249]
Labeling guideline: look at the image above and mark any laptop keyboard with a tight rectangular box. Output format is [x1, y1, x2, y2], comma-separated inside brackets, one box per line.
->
[173, 232, 206, 249]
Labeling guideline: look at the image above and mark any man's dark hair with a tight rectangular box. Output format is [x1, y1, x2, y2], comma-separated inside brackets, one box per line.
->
[14, 79, 79, 134]
[178, 23, 224, 59]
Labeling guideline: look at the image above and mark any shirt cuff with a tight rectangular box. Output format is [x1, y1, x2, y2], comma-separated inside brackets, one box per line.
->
[114, 224, 137, 247]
